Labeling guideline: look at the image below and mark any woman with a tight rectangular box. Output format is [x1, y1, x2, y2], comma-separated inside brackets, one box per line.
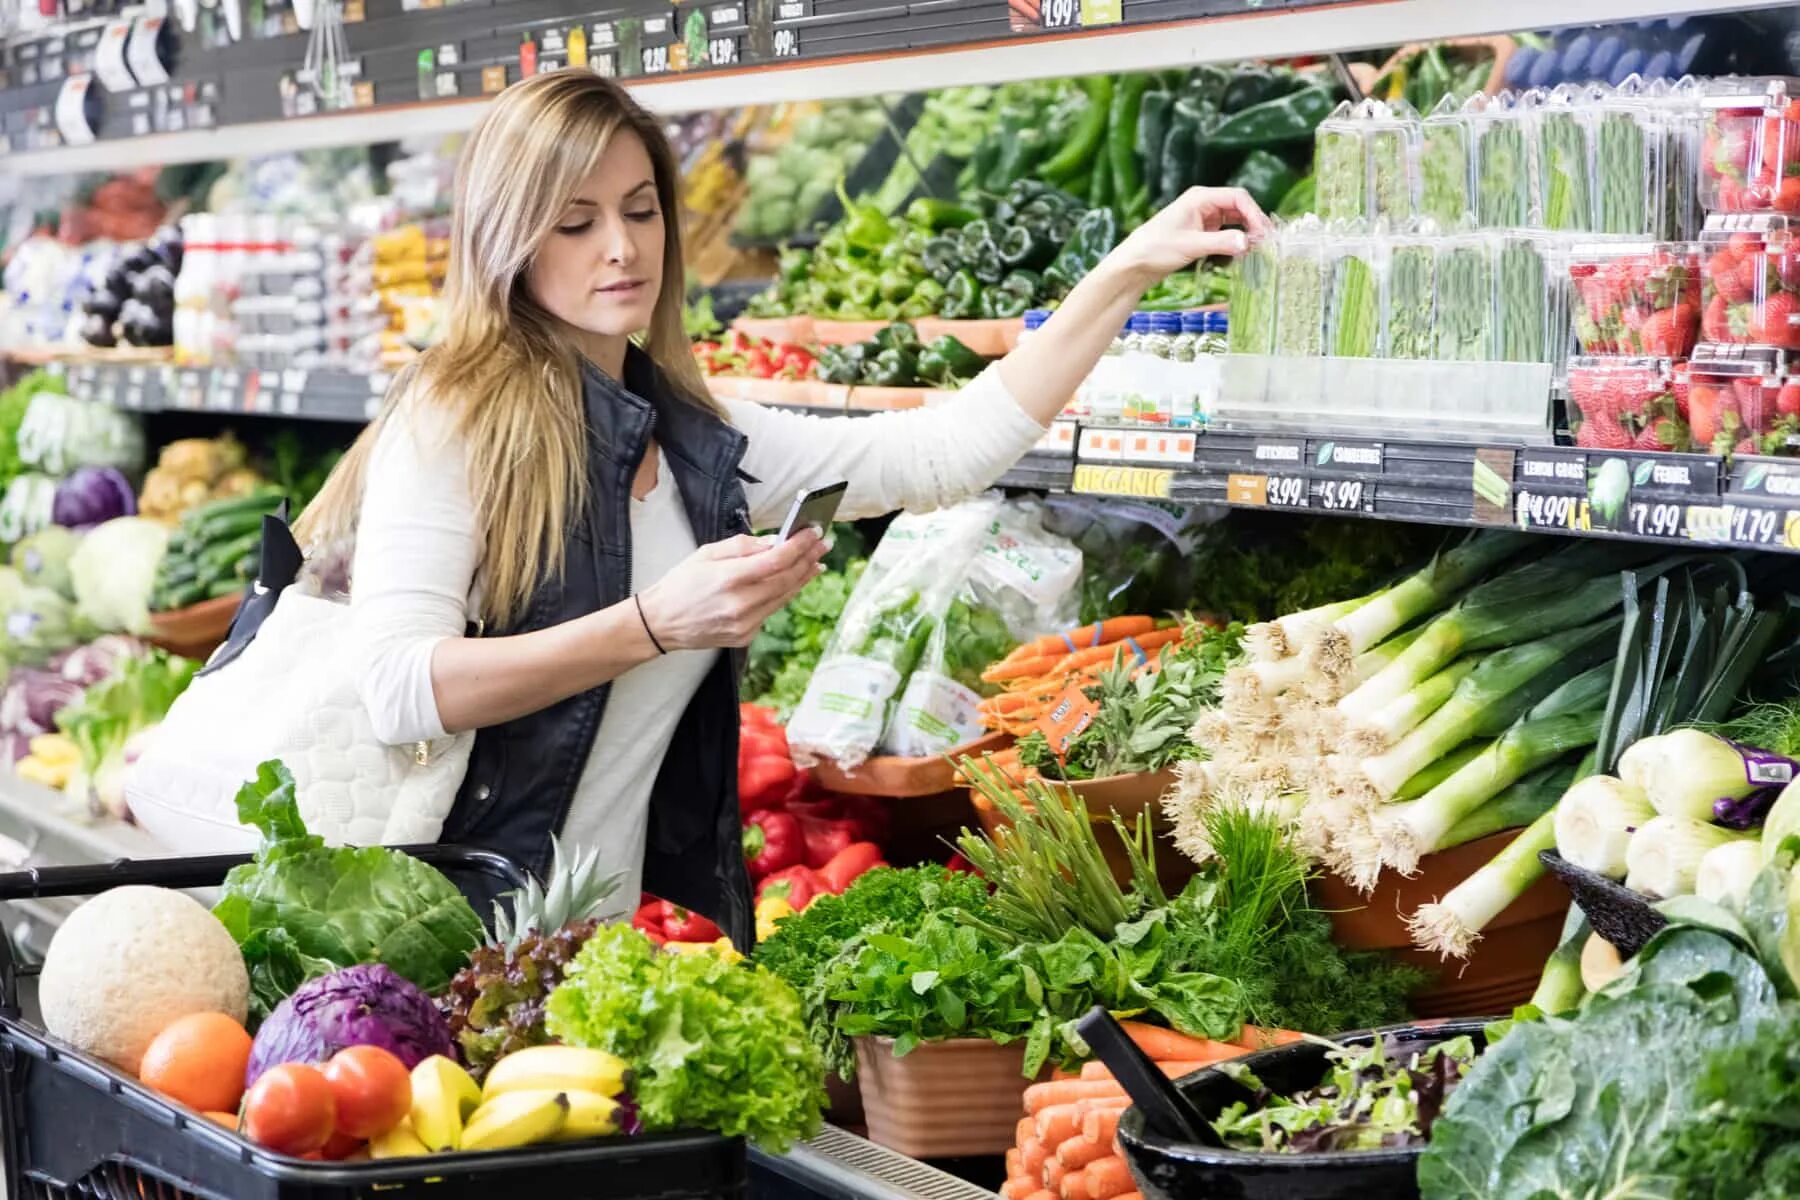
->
[299, 69, 1267, 944]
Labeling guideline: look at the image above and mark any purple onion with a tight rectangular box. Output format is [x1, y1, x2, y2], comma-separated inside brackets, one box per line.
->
[0, 668, 83, 736]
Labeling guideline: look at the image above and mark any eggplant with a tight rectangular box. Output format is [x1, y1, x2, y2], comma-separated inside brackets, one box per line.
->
[80, 310, 117, 347]
[122, 245, 158, 275]
[150, 230, 183, 275]
[102, 264, 131, 298]
[83, 290, 122, 322]
[132, 263, 175, 309]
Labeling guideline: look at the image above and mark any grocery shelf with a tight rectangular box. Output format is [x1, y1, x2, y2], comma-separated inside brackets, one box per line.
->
[2, 0, 1785, 175]
[752, 1125, 1001, 1199]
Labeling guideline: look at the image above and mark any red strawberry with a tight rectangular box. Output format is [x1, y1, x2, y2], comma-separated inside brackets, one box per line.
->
[1734, 377, 1774, 435]
[1641, 304, 1698, 357]
[1689, 383, 1723, 445]
[1777, 176, 1800, 215]
[1730, 232, 1764, 259]
[1778, 381, 1800, 416]
[1755, 291, 1800, 345]
[1704, 294, 1732, 341]
[1717, 122, 1754, 180]
[1708, 252, 1750, 303]
[1720, 178, 1747, 210]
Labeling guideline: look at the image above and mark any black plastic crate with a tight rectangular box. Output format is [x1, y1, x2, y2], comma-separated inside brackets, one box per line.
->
[0, 847, 748, 1200]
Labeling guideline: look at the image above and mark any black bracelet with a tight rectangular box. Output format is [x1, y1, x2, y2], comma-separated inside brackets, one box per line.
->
[635, 593, 667, 655]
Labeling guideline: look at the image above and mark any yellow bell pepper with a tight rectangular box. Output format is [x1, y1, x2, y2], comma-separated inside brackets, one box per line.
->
[16, 756, 71, 790]
[664, 939, 744, 965]
[755, 896, 795, 942]
[27, 734, 78, 767]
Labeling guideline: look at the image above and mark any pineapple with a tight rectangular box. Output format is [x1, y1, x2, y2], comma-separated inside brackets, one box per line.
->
[443, 838, 624, 1079]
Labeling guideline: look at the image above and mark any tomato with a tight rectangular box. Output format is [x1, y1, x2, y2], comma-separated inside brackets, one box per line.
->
[243, 1064, 336, 1156]
[321, 1046, 412, 1139]
[319, 1129, 365, 1160]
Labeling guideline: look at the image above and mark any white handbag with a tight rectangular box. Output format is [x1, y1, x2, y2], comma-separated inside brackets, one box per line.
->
[125, 517, 473, 853]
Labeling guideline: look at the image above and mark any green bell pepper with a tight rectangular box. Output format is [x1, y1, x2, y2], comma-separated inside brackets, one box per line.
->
[905, 197, 978, 232]
[979, 270, 1040, 319]
[840, 274, 880, 314]
[921, 236, 964, 284]
[871, 300, 901, 320]
[817, 344, 863, 385]
[1183, 64, 1232, 109]
[1042, 208, 1119, 299]
[940, 270, 984, 320]
[862, 346, 919, 387]
[1209, 85, 1335, 151]
[1226, 149, 1301, 215]
[1221, 65, 1286, 113]
[876, 269, 916, 303]
[1108, 75, 1152, 210]
[959, 219, 1007, 286]
[875, 321, 920, 352]
[998, 224, 1058, 272]
[1136, 91, 1172, 197]
[917, 335, 988, 386]
[897, 278, 945, 320]
[835, 179, 893, 253]
[1040, 75, 1115, 185]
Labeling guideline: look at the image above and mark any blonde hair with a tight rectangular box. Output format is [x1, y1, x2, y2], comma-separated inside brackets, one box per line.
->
[297, 69, 713, 629]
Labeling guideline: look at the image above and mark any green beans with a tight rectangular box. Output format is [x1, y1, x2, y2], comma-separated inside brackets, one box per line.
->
[1475, 115, 1530, 227]
[1387, 243, 1436, 360]
[1495, 236, 1549, 364]
[1537, 107, 1595, 232]
[1434, 240, 1493, 361]
[1329, 251, 1382, 358]
[1596, 108, 1650, 235]
[1229, 240, 1278, 355]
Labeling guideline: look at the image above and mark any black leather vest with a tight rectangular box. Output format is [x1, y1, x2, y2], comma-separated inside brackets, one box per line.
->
[441, 347, 756, 948]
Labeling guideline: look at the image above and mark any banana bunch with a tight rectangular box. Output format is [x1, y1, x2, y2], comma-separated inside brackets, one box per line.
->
[378, 1047, 633, 1156]
[685, 142, 740, 217]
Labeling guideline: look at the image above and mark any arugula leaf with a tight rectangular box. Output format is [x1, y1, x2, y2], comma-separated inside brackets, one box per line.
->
[212, 760, 486, 1023]
[1419, 928, 1783, 1200]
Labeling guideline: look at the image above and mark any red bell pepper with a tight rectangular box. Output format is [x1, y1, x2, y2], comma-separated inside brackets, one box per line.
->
[818, 842, 886, 894]
[663, 905, 723, 943]
[944, 852, 978, 875]
[745, 348, 776, 379]
[632, 899, 670, 945]
[797, 815, 859, 869]
[742, 809, 805, 881]
[739, 753, 798, 816]
[756, 865, 824, 911]
[741, 703, 780, 729]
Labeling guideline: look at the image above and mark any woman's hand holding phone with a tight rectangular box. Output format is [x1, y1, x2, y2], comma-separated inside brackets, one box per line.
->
[637, 530, 827, 650]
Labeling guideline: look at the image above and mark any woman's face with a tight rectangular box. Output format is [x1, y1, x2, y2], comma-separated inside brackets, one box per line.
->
[525, 129, 665, 340]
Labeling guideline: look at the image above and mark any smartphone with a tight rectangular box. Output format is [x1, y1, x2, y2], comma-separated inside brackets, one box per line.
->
[777, 481, 848, 542]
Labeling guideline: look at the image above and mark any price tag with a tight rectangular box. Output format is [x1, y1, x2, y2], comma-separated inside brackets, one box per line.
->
[709, 5, 743, 26]
[1072, 464, 1173, 500]
[1036, 420, 1077, 457]
[771, 26, 800, 57]
[641, 44, 670, 74]
[481, 65, 507, 92]
[1040, 0, 1078, 27]
[1317, 478, 1367, 512]
[1627, 499, 1686, 541]
[1724, 503, 1790, 549]
[1265, 474, 1308, 508]
[1078, 428, 1126, 463]
[775, 0, 806, 18]
[590, 22, 615, 47]
[1225, 474, 1265, 506]
[1514, 490, 1589, 532]
[592, 51, 616, 77]
[707, 36, 738, 65]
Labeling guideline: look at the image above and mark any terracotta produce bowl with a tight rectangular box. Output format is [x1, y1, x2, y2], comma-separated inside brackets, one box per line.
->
[969, 770, 1197, 894]
[911, 317, 1026, 357]
[854, 1036, 1042, 1158]
[730, 316, 813, 344]
[1311, 829, 1568, 1018]
[816, 731, 1012, 798]
[146, 593, 239, 662]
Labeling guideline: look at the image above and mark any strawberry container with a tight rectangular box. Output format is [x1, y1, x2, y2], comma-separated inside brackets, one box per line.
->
[1698, 214, 1800, 349]
[1700, 78, 1800, 214]
[1565, 357, 1691, 452]
[1686, 346, 1800, 456]
[1567, 241, 1701, 357]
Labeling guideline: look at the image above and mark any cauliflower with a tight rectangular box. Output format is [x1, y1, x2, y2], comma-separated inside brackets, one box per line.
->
[39, 885, 249, 1073]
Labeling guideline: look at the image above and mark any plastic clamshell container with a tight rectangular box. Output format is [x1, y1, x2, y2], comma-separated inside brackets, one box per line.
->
[1686, 344, 1800, 456]
[1700, 78, 1800, 214]
[1470, 94, 1536, 228]
[1365, 99, 1421, 224]
[1218, 355, 1553, 444]
[1493, 231, 1562, 365]
[1566, 240, 1702, 357]
[1530, 84, 1600, 233]
[1698, 213, 1800, 349]
[1594, 88, 1666, 236]
[1656, 76, 1708, 241]
[1227, 238, 1278, 356]
[1312, 102, 1367, 222]
[1383, 236, 1437, 360]
[1419, 95, 1474, 227]
[1325, 238, 1384, 360]
[1272, 226, 1328, 358]
[1433, 234, 1496, 361]
[1566, 355, 1689, 451]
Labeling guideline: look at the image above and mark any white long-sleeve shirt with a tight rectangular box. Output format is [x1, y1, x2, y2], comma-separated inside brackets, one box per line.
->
[349, 366, 1045, 909]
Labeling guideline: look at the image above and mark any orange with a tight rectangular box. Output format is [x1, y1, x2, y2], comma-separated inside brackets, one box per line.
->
[202, 1111, 239, 1129]
[138, 1011, 253, 1113]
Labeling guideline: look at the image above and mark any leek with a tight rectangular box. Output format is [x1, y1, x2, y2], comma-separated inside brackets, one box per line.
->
[1304, 532, 1532, 675]
[1443, 759, 1577, 847]
[1352, 619, 1620, 799]
[1336, 549, 1655, 720]
[1306, 625, 1428, 704]
[1552, 774, 1654, 879]
[1618, 728, 1769, 823]
[1393, 738, 1495, 802]
[1410, 809, 1558, 958]
[1230, 656, 1309, 706]
[1695, 838, 1765, 908]
[1377, 708, 1603, 875]
[1344, 658, 1479, 756]
[1623, 815, 1752, 899]
[1529, 907, 1593, 1015]
[1247, 593, 1378, 663]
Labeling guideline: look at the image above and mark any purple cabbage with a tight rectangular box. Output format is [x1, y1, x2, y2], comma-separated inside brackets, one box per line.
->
[246, 963, 455, 1089]
[0, 667, 83, 736]
[51, 635, 145, 687]
[51, 467, 136, 530]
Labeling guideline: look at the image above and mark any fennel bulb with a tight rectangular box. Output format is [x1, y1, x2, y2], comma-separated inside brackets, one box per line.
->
[1623, 815, 1752, 899]
[1553, 774, 1654, 879]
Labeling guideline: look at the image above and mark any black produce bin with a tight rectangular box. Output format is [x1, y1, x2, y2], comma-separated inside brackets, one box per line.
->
[0, 847, 748, 1200]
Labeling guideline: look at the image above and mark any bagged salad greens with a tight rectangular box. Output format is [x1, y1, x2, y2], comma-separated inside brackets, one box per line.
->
[786, 496, 1081, 766]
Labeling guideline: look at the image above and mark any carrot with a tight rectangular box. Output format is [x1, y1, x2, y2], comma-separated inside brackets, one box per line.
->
[1035, 1103, 1085, 1147]
[999, 617, 1162, 667]
[1080, 1061, 1205, 1082]
[1057, 1135, 1112, 1170]
[1007, 1147, 1025, 1177]
[985, 652, 1076, 683]
[1043, 1158, 1066, 1192]
[1060, 1176, 1092, 1200]
[1050, 628, 1186, 674]
[1021, 1138, 1049, 1176]
[1023, 1191, 1057, 1200]
[1024, 1080, 1126, 1113]
[1083, 1106, 1124, 1145]
[1236, 1025, 1306, 1050]
[1018, 1117, 1038, 1143]
[1085, 1157, 1136, 1199]
[1118, 1021, 1226, 1063]
[981, 691, 1052, 715]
